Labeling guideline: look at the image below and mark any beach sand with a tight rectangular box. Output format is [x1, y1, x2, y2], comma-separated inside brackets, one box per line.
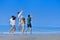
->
[0, 34, 60, 40]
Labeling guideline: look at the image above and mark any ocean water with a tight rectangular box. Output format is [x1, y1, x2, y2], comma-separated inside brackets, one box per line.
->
[0, 25, 60, 36]
[0, 25, 60, 32]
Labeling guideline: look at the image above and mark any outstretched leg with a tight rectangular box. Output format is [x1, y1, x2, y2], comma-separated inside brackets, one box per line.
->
[10, 25, 16, 32]
[22, 24, 24, 34]
[30, 27, 32, 34]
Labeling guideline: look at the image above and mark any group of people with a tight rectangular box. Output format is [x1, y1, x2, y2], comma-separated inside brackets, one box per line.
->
[9, 10, 32, 34]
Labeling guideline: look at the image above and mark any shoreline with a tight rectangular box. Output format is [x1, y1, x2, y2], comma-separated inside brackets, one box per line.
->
[0, 34, 60, 40]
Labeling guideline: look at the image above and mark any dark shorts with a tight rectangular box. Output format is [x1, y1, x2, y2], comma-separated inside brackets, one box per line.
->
[27, 23, 32, 28]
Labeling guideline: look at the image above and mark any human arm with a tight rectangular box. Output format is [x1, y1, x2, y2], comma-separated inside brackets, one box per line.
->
[18, 10, 23, 18]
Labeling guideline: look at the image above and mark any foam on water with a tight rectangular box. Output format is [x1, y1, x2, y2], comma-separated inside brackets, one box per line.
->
[0, 25, 60, 36]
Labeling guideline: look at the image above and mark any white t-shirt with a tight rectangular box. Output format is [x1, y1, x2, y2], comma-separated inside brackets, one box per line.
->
[18, 15, 24, 24]
[10, 18, 15, 26]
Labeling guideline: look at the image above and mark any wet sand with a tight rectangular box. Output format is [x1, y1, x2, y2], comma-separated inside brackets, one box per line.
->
[0, 34, 60, 40]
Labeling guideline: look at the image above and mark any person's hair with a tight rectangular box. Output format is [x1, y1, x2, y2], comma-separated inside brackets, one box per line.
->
[12, 16, 14, 18]
[28, 14, 30, 17]
[12, 16, 16, 20]
[18, 12, 20, 14]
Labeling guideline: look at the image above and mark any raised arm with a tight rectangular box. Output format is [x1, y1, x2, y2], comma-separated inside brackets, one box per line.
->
[30, 15, 34, 18]
[18, 10, 23, 18]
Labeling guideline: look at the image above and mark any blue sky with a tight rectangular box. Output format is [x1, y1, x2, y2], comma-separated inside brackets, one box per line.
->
[0, 0, 60, 27]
